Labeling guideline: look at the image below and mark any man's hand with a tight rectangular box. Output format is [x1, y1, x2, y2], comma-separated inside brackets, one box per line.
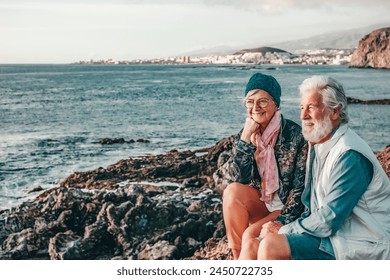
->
[260, 221, 283, 239]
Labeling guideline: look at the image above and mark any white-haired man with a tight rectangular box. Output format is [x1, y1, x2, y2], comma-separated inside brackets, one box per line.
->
[257, 76, 390, 260]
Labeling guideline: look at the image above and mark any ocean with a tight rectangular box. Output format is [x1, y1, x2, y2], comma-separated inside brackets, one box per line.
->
[0, 64, 389, 209]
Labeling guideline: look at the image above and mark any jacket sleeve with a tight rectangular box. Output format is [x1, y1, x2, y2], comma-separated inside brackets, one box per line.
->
[279, 150, 373, 236]
[275, 135, 307, 225]
[223, 132, 257, 185]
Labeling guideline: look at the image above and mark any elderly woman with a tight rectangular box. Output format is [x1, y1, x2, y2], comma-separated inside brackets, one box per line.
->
[222, 73, 307, 260]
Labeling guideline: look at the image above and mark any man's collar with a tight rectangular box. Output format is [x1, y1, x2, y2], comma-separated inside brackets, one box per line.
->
[310, 124, 348, 160]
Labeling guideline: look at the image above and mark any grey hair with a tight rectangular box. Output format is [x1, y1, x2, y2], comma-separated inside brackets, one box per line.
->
[299, 75, 349, 124]
[242, 89, 260, 105]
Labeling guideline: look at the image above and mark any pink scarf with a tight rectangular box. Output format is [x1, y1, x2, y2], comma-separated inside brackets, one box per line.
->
[254, 111, 281, 204]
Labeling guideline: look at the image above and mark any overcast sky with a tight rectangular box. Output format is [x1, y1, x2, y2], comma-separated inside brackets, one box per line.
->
[1, 0, 389, 63]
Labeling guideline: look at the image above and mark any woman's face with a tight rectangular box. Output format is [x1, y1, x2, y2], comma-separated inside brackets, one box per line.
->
[245, 90, 278, 130]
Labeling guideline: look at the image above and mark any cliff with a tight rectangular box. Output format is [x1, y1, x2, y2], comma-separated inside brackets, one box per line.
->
[0, 136, 389, 260]
[349, 27, 390, 69]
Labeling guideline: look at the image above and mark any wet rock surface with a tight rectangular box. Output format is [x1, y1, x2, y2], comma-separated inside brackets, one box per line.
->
[0, 137, 232, 260]
[0, 136, 388, 260]
[98, 138, 150, 145]
[347, 97, 390, 105]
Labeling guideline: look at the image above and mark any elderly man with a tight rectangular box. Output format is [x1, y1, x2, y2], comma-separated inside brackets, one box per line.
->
[258, 75, 390, 260]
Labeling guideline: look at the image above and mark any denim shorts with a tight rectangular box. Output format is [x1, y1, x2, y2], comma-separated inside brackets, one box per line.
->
[285, 233, 336, 260]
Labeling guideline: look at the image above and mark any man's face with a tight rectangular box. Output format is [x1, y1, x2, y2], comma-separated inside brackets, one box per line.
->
[300, 91, 334, 144]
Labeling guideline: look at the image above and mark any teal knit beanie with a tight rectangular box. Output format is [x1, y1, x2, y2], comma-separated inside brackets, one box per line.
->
[245, 73, 281, 107]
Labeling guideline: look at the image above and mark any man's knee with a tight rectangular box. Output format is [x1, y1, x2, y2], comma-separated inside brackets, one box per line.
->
[258, 234, 290, 260]
[258, 235, 276, 258]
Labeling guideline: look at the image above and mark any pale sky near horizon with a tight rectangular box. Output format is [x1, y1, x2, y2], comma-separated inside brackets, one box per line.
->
[1, 0, 389, 63]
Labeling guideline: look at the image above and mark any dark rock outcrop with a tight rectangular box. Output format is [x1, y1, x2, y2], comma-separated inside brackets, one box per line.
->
[375, 145, 390, 178]
[98, 138, 150, 145]
[347, 97, 390, 105]
[0, 135, 388, 260]
[0, 137, 233, 260]
[0, 184, 225, 260]
[349, 27, 390, 69]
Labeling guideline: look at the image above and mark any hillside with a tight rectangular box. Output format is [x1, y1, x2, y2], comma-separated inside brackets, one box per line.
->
[264, 23, 390, 52]
[233, 46, 290, 55]
[181, 23, 390, 57]
[349, 27, 390, 69]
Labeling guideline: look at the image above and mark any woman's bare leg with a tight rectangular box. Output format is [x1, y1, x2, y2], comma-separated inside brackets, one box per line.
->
[222, 182, 268, 259]
[239, 210, 281, 260]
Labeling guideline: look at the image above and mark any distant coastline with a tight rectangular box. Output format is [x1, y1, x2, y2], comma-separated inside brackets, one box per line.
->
[73, 48, 354, 66]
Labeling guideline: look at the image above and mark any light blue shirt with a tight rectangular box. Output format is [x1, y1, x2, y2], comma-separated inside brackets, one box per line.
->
[279, 149, 374, 254]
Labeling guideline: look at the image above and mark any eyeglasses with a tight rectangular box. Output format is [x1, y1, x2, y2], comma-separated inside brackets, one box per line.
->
[245, 98, 273, 109]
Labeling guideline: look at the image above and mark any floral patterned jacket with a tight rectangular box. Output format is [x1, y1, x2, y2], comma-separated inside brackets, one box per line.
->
[225, 116, 308, 225]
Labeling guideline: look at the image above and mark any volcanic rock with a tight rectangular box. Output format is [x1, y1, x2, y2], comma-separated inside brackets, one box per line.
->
[0, 135, 388, 260]
[350, 27, 390, 69]
[347, 97, 390, 105]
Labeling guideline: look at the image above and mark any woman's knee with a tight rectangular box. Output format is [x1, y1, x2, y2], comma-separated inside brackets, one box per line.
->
[223, 182, 244, 206]
[223, 182, 241, 197]
[223, 182, 257, 202]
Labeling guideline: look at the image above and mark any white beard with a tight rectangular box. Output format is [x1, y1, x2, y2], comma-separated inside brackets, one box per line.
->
[302, 114, 334, 143]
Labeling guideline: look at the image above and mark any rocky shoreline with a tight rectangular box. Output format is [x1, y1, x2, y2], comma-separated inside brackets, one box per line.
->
[0, 135, 389, 260]
[0, 136, 233, 260]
